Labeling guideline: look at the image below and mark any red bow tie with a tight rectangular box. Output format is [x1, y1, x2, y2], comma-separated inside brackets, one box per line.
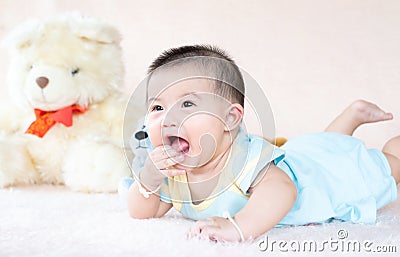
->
[25, 104, 87, 138]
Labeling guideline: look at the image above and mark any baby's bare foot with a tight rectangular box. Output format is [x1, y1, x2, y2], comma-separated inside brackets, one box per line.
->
[350, 99, 393, 124]
[325, 99, 393, 135]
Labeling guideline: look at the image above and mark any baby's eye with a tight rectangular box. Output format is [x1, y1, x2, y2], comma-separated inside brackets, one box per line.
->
[182, 101, 194, 108]
[150, 105, 163, 112]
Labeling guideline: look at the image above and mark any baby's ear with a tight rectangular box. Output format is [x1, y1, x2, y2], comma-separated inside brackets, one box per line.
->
[224, 103, 244, 131]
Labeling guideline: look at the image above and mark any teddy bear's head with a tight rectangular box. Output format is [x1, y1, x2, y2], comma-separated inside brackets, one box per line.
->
[5, 13, 124, 111]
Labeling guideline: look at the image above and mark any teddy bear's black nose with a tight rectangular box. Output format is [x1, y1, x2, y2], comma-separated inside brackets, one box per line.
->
[36, 77, 49, 89]
[135, 130, 148, 140]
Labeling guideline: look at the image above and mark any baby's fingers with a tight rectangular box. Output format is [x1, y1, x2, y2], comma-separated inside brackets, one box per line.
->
[188, 224, 220, 242]
[188, 219, 215, 238]
[160, 168, 186, 177]
[199, 226, 220, 242]
[151, 145, 180, 160]
[154, 155, 184, 170]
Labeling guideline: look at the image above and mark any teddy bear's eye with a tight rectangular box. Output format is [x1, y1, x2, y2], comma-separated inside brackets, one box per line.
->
[71, 68, 80, 76]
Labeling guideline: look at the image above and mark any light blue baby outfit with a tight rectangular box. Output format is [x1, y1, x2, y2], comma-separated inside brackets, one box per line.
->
[275, 132, 397, 225]
[157, 129, 397, 225]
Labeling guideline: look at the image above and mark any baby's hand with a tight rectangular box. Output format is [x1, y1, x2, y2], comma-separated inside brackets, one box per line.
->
[188, 216, 242, 242]
[147, 145, 186, 176]
[139, 145, 186, 188]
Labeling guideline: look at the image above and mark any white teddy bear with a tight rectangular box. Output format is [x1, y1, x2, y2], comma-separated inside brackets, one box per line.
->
[0, 13, 133, 192]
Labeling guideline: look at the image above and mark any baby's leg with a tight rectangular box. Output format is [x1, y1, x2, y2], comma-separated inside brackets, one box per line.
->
[324, 99, 393, 136]
[382, 136, 400, 184]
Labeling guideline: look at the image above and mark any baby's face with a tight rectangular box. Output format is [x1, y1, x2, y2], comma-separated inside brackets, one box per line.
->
[146, 77, 233, 170]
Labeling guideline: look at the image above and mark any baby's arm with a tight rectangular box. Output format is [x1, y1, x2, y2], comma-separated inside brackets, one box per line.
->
[190, 163, 297, 242]
[235, 164, 297, 238]
[127, 181, 173, 218]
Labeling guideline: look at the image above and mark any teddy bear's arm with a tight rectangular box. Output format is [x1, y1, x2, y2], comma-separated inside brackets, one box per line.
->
[0, 104, 32, 135]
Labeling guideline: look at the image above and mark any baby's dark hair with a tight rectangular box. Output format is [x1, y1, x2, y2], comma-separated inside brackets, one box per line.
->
[148, 45, 245, 107]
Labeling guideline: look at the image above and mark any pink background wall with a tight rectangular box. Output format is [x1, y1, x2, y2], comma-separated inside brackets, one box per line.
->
[1, 0, 399, 149]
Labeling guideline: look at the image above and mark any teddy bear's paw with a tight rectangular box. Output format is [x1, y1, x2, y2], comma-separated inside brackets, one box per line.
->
[0, 104, 32, 135]
[63, 141, 130, 193]
[0, 136, 38, 187]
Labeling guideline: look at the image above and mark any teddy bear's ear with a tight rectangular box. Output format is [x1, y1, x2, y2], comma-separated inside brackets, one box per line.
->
[61, 13, 122, 45]
[2, 19, 42, 52]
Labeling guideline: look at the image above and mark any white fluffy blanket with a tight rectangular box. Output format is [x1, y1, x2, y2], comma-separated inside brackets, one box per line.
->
[1, 185, 399, 257]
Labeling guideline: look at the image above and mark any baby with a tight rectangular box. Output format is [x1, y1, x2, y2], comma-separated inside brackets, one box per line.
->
[126, 45, 400, 242]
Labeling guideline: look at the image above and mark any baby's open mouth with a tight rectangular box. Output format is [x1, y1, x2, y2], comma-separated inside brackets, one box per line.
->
[168, 136, 190, 154]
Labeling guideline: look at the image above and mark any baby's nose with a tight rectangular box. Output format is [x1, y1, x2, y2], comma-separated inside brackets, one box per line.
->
[162, 116, 178, 127]
[162, 111, 182, 127]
